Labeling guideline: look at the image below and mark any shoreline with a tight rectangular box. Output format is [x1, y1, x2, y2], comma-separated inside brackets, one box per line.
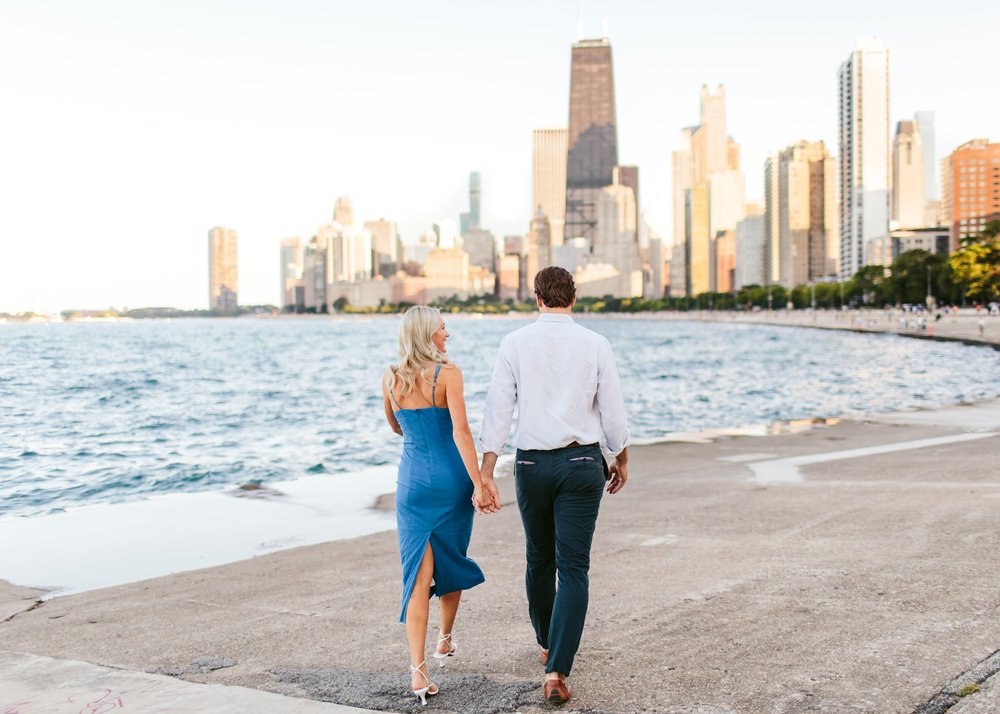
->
[2, 311, 997, 599]
[0, 394, 989, 600]
[657, 307, 1000, 351]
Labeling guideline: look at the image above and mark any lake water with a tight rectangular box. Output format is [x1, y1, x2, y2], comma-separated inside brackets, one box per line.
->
[3, 315, 999, 520]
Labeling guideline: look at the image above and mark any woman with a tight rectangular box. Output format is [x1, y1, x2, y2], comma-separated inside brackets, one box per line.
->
[382, 306, 497, 705]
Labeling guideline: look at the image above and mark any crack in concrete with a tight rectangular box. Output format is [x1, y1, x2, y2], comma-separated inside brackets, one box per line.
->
[911, 648, 1000, 714]
[2, 599, 44, 624]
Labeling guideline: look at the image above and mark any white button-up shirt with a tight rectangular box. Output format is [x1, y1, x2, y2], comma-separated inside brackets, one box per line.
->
[478, 313, 631, 456]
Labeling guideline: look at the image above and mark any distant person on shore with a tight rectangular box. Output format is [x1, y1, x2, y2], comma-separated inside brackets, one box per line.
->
[478, 266, 631, 705]
[382, 306, 498, 705]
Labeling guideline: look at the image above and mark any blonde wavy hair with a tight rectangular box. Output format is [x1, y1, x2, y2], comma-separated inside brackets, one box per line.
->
[385, 306, 449, 398]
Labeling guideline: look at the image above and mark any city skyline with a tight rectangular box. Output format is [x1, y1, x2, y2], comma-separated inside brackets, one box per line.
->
[1, 0, 997, 312]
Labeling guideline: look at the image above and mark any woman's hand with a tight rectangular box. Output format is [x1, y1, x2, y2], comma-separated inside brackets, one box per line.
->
[472, 483, 500, 515]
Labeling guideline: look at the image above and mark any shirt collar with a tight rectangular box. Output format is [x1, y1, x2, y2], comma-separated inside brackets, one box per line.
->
[537, 313, 575, 323]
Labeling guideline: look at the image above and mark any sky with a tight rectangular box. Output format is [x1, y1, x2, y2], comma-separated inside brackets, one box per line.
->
[1, 0, 997, 313]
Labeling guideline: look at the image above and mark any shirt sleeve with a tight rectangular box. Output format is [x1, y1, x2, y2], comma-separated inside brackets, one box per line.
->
[477, 339, 518, 454]
[595, 338, 631, 456]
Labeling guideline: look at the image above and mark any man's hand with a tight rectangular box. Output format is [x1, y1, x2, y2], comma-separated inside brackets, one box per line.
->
[473, 452, 502, 514]
[474, 479, 501, 514]
[607, 449, 628, 495]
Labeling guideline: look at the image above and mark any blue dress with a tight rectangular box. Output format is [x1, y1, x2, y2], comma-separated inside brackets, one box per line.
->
[391, 365, 485, 623]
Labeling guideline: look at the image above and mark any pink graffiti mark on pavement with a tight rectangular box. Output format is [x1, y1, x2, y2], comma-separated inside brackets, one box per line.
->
[67, 688, 123, 714]
[2, 679, 188, 714]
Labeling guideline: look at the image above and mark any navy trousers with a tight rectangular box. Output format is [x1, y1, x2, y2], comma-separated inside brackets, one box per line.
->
[514, 442, 605, 676]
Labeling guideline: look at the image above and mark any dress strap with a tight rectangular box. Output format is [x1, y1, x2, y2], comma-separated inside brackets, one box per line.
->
[431, 364, 442, 407]
[387, 371, 403, 410]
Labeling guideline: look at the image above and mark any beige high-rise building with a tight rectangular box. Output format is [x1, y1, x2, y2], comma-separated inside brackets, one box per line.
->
[424, 247, 471, 302]
[686, 183, 711, 295]
[669, 128, 694, 297]
[768, 141, 838, 288]
[714, 229, 736, 293]
[334, 196, 354, 227]
[592, 181, 642, 298]
[532, 128, 568, 248]
[208, 226, 238, 310]
[497, 253, 522, 302]
[892, 120, 926, 228]
[673, 85, 745, 296]
[280, 237, 304, 311]
[365, 219, 400, 278]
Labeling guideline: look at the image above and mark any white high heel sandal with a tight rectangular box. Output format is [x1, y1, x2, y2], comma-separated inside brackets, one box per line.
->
[432, 632, 458, 667]
[409, 661, 439, 706]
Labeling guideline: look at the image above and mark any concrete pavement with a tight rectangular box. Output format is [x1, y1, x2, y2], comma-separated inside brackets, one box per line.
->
[670, 307, 1000, 349]
[3, 399, 1000, 713]
[0, 651, 375, 713]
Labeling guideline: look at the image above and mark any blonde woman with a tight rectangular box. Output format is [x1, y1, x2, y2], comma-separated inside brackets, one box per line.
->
[382, 306, 499, 705]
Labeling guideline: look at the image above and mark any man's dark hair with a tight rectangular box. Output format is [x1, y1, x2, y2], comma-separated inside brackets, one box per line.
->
[533, 266, 576, 308]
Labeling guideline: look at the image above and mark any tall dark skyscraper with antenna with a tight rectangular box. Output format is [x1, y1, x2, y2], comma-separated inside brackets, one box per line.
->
[564, 37, 619, 244]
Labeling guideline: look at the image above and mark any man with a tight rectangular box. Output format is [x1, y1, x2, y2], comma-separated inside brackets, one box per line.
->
[477, 266, 630, 705]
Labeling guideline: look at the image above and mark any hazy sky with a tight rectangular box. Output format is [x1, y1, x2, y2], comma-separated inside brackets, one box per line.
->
[1, 0, 996, 312]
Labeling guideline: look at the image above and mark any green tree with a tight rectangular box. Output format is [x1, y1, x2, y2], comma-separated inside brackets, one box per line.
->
[949, 220, 1000, 303]
[889, 249, 951, 307]
[848, 265, 890, 306]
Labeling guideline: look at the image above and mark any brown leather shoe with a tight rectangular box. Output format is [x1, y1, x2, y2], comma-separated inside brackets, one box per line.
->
[543, 678, 570, 704]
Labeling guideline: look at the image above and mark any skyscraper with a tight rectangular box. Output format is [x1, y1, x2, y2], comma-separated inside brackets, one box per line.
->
[769, 141, 839, 287]
[669, 128, 694, 297]
[532, 128, 568, 248]
[892, 120, 925, 228]
[334, 196, 354, 227]
[915, 111, 939, 212]
[674, 85, 745, 295]
[208, 226, 238, 310]
[564, 38, 618, 244]
[460, 172, 481, 236]
[365, 219, 400, 277]
[280, 237, 304, 311]
[839, 38, 890, 278]
[944, 139, 1000, 248]
[735, 208, 766, 289]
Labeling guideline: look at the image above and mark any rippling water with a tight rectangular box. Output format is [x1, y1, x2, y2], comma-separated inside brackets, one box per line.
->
[2, 316, 998, 518]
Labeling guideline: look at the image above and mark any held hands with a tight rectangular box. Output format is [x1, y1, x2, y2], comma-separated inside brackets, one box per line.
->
[472, 479, 501, 515]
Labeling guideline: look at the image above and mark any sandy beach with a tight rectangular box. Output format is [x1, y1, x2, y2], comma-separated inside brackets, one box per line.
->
[2, 316, 999, 713]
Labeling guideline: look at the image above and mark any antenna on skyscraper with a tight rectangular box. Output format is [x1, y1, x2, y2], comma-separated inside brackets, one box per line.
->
[576, 0, 583, 41]
[602, 0, 608, 39]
